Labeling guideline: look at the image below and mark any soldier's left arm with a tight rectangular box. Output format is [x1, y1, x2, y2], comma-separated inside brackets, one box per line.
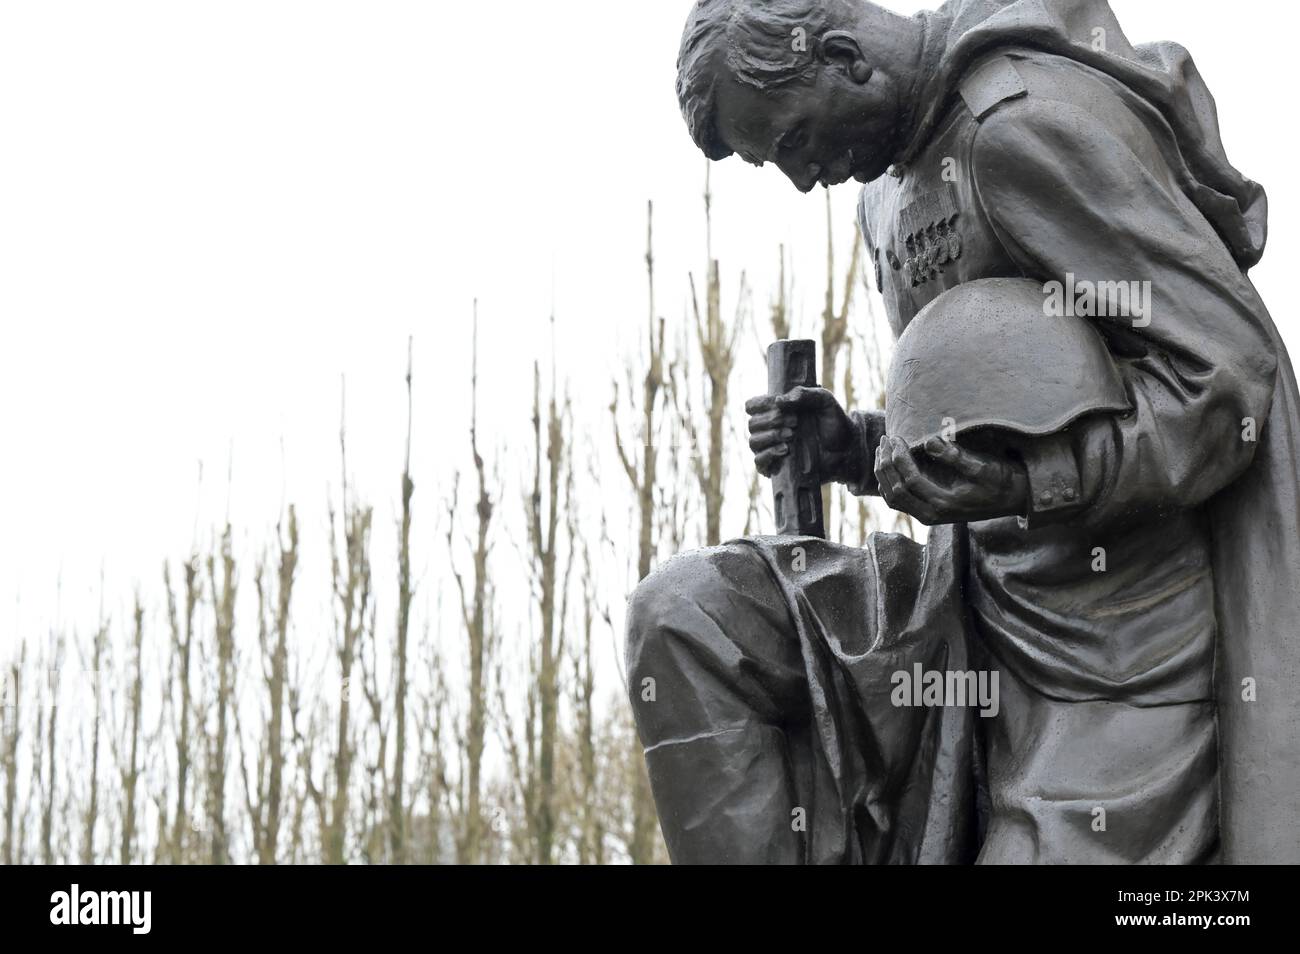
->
[970, 93, 1278, 528]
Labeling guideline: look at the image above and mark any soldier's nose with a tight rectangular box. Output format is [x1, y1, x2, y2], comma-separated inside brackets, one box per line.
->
[802, 163, 823, 193]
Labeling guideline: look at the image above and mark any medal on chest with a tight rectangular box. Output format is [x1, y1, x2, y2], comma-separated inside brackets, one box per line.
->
[897, 186, 963, 288]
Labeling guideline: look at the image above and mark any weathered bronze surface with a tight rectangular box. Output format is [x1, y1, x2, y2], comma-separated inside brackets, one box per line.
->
[628, 0, 1300, 865]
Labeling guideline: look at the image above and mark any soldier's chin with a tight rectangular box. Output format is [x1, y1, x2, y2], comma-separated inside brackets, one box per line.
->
[852, 154, 891, 183]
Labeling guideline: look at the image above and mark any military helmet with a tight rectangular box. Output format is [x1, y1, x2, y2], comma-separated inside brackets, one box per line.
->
[885, 278, 1131, 449]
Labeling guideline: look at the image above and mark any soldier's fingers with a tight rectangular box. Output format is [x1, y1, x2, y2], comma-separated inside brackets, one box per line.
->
[774, 386, 833, 411]
[875, 436, 901, 486]
[749, 409, 796, 433]
[877, 440, 935, 515]
[750, 429, 795, 453]
[924, 438, 989, 481]
[875, 437, 901, 492]
[745, 395, 778, 416]
[891, 438, 949, 503]
[879, 474, 939, 525]
[754, 445, 790, 476]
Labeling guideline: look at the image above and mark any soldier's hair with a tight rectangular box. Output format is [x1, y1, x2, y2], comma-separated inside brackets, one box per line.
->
[677, 0, 835, 160]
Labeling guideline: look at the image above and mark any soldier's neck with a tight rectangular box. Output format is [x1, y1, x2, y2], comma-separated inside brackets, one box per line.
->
[886, 9, 948, 169]
[844, 4, 936, 168]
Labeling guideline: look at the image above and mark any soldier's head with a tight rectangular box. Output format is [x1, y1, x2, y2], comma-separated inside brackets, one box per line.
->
[677, 0, 925, 192]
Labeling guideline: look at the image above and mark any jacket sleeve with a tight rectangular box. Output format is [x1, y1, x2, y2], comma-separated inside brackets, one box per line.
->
[970, 94, 1277, 528]
[845, 410, 887, 497]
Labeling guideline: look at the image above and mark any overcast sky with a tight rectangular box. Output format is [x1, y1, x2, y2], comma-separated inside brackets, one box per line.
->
[1, 1, 1294, 664]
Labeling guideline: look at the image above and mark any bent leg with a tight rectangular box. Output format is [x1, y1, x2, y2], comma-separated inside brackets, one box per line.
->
[625, 544, 811, 864]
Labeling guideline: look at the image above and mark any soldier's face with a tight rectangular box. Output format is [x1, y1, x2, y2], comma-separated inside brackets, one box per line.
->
[714, 63, 902, 192]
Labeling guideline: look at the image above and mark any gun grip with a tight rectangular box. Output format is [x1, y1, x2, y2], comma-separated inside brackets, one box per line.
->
[766, 340, 826, 539]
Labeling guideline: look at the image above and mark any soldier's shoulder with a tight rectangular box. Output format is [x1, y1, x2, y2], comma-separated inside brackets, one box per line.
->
[964, 50, 1141, 170]
[960, 49, 1132, 129]
[958, 54, 1029, 122]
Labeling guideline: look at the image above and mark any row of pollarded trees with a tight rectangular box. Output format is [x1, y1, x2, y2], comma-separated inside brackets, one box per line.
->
[0, 178, 899, 865]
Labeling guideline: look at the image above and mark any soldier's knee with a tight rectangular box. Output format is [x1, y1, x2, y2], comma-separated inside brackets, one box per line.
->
[625, 550, 715, 676]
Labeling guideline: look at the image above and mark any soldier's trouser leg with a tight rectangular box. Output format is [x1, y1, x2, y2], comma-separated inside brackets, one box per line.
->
[625, 544, 811, 864]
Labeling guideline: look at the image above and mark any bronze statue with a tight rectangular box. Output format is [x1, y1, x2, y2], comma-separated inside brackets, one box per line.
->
[627, 0, 1300, 864]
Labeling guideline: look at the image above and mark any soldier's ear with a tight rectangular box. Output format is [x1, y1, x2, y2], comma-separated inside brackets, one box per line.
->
[820, 31, 873, 85]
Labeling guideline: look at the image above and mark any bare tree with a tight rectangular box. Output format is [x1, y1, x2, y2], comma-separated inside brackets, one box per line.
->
[242, 507, 299, 864]
[309, 398, 373, 865]
[117, 596, 146, 863]
[286, 655, 316, 865]
[80, 606, 108, 864]
[523, 355, 574, 865]
[357, 623, 389, 863]
[203, 526, 238, 864]
[163, 555, 200, 861]
[679, 168, 747, 547]
[417, 621, 450, 864]
[2, 646, 23, 865]
[572, 543, 604, 865]
[614, 202, 668, 584]
[447, 303, 496, 864]
[38, 630, 64, 864]
[390, 337, 415, 863]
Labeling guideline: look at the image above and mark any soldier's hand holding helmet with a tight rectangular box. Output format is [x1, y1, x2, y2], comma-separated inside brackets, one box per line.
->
[875, 435, 1029, 526]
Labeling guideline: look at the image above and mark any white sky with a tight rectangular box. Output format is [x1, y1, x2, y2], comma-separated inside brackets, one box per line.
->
[1, 1, 1295, 675]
